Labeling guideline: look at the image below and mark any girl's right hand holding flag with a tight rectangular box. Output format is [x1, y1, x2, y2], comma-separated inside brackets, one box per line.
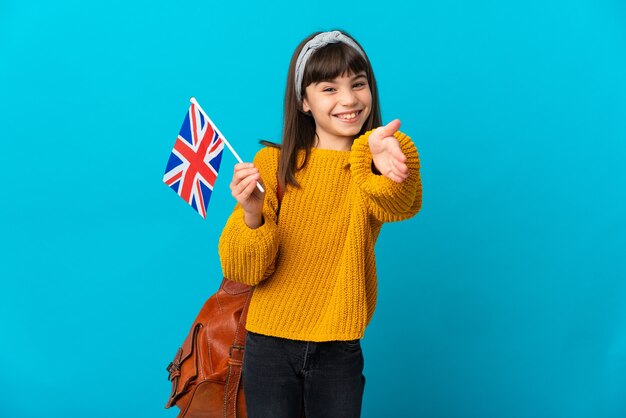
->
[230, 162, 265, 229]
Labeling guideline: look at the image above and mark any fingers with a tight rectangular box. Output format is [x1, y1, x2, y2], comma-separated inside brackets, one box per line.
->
[234, 162, 257, 177]
[243, 174, 261, 196]
[389, 159, 409, 182]
[231, 162, 262, 199]
[234, 173, 261, 201]
[375, 156, 409, 183]
[391, 144, 407, 163]
[232, 163, 258, 186]
[385, 135, 407, 167]
[383, 119, 401, 135]
[382, 150, 409, 183]
[372, 119, 401, 141]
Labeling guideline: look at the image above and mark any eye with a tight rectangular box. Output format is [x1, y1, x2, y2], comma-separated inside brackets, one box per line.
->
[322, 87, 336, 92]
[353, 81, 367, 88]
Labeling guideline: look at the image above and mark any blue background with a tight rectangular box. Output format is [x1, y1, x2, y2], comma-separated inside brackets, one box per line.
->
[1, 0, 625, 417]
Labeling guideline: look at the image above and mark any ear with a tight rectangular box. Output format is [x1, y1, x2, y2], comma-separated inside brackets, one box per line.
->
[302, 97, 310, 113]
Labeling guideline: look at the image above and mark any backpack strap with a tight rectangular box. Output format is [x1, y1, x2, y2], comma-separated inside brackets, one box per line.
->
[276, 173, 283, 218]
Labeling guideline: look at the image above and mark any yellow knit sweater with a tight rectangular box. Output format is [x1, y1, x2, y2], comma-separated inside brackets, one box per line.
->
[218, 130, 422, 342]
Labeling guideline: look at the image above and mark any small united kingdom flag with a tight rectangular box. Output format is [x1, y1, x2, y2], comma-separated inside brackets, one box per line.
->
[163, 101, 224, 218]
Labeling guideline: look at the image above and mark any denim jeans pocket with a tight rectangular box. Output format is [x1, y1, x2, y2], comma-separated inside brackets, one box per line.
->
[339, 339, 361, 350]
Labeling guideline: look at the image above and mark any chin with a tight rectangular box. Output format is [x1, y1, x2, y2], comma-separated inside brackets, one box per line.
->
[350, 126, 366, 136]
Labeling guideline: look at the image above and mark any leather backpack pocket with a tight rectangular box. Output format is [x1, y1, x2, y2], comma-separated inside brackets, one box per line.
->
[165, 323, 201, 408]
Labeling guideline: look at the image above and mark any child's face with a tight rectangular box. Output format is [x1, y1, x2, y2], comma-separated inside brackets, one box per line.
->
[302, 71, 372, 146]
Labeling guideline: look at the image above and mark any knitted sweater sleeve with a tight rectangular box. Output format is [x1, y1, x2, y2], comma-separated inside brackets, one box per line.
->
[218, 147, 280, 286]
[349, 130, 422, 223]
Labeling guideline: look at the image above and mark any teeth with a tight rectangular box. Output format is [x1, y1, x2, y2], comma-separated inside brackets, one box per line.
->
[337, 112, 358, 120]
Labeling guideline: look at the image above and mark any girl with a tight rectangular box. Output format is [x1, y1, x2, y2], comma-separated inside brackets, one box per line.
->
[218, 30, 422, 418]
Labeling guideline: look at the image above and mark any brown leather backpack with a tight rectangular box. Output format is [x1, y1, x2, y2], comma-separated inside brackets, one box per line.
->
[165, 176, 292, 418]
[165, 278, 254, 418]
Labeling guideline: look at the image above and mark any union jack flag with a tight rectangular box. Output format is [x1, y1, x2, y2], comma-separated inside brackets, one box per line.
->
[163, 103, 224, 218]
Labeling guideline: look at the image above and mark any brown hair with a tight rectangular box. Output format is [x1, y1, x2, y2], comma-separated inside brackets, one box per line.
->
[260, 30, 382, 192]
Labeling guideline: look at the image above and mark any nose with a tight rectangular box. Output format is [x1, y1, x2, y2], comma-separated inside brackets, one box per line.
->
[339, 87, 358, 106]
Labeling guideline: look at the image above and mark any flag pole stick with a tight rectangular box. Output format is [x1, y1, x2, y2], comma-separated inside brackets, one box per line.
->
[190, 97, 265, 193]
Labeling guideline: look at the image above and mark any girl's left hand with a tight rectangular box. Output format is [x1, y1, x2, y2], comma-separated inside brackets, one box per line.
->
[368, 119, 409, 183]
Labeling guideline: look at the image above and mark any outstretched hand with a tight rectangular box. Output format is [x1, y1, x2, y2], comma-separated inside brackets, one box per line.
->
[368, 119, 409, 183]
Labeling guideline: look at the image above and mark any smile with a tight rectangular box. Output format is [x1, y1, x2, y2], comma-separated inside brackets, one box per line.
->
[334, 110, 362, 121]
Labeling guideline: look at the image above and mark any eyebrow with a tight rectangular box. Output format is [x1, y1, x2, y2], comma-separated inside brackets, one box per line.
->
[349, 72, 367, 80]
[319, 72, 368, 84]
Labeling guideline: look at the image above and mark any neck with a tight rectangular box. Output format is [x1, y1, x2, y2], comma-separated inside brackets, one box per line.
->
[313, 133, 353, 151]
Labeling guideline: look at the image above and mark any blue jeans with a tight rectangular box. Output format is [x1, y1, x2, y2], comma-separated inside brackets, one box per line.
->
[242, 330, 366, 418]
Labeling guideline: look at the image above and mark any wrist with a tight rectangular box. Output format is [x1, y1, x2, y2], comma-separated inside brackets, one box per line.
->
[244, 211, 263, 229]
